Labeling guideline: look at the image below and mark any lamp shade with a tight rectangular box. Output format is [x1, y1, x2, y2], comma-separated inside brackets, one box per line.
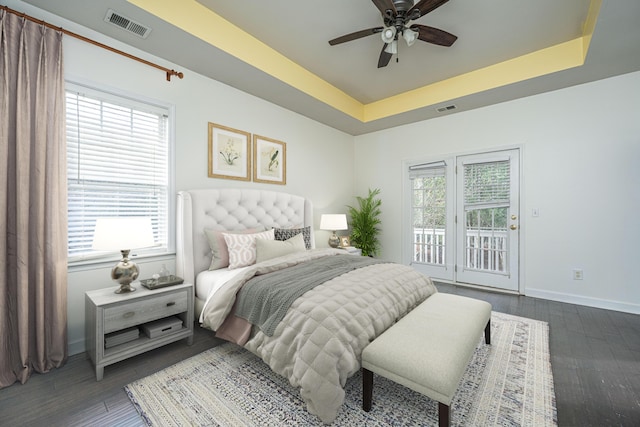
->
[403, 27, 418, 46]
[92, 217, 155, 251]
[384, 40, 398, 54]
[319, 214, 348, 231]
[381, 26, 396, 43]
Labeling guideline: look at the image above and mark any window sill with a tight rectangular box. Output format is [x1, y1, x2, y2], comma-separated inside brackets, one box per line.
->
[68, 252, 176, 273]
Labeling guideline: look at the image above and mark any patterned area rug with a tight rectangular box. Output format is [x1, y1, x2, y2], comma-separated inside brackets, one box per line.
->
[126, 312, 557, 426]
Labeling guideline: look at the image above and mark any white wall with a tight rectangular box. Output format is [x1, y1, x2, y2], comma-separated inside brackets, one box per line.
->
[6, 0, 639, 358]
[4, 1, 355, 355]
[354, 71, 640, 314]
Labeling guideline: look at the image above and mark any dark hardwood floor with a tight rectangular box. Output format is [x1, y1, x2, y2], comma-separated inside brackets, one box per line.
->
[1, 283, 639, 426]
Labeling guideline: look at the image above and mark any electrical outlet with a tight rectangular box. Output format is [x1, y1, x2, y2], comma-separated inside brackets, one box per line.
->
[573, 269, 584, 280]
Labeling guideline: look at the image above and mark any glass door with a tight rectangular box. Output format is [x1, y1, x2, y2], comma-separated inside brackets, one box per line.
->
[407, 160, 455, 281]
[455, 149, 520, 291]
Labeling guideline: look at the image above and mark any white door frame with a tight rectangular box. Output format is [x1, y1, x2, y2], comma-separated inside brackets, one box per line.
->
[402, 146, 524, 294]
[404, 158, 456, 281]
[455, 149, 520, 291]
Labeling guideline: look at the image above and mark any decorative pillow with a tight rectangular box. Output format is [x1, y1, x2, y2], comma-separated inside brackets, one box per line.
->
[223, 229, 275, 269]
[256, 233, 306, 264]
[204, 227, 264, 270]
[273, 226, 312, 249]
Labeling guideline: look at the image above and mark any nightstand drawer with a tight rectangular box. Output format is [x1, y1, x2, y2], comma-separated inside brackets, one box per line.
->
[103, 290, 188, 333]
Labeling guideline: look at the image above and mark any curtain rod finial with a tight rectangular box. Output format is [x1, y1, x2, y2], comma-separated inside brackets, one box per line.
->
[166, 70, 184, 81]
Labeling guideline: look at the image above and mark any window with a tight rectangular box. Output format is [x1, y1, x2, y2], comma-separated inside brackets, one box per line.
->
[66, 83, 171, 262]
[409, 161, 447, 266]
[462, 159, 510, 273]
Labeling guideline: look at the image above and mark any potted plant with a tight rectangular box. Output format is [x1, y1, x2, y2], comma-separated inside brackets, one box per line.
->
[347, 188, 382, 257]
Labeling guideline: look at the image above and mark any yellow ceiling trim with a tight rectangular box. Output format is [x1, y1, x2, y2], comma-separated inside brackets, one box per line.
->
[581, 0, 602, 61]
[364, 37, 585, 122]
[127, 0, 364, 120]
[128, 0, 599, 124]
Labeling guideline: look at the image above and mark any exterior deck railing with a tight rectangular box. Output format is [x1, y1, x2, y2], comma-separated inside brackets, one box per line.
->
[413, 228, 508, 273]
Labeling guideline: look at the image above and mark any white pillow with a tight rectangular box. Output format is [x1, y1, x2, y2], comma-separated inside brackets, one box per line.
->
[256, 233, 306, 263]
[223, 229, 275, 269]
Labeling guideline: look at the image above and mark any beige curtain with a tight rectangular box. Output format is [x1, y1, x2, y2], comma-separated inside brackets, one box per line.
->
[0, 10, 68, 388]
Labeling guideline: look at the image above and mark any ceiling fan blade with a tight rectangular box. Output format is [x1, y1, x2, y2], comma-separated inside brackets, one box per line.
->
[412, 24, 457, 46]
[408, 0, 450, 20]
[329, 27, 383, 46]
[371, 0, 397, 16]
[377, 44, 393, 68]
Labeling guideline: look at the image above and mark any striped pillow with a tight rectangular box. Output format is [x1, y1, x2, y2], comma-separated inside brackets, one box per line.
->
[223, 229, 275, 269]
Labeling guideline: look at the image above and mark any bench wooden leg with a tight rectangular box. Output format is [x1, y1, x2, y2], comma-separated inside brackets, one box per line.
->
[362, 368, 373, 412]
[439, 402, 450, 427]
[484, 319, 491, 345]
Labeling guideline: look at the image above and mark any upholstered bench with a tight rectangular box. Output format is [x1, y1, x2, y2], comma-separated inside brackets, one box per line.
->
[361, 293, 492, 427]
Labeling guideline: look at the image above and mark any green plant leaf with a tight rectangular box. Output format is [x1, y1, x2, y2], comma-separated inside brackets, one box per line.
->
[347, 188, 381, 257]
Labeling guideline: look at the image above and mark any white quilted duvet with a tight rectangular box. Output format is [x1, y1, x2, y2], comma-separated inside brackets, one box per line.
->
[200, 249, 437, 424]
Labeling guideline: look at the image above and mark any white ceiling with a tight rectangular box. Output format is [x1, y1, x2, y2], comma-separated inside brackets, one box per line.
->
[19, 0, 640, 135]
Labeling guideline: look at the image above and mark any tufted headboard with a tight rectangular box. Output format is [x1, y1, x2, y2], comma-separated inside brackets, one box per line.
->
[176, 188, 315, 287]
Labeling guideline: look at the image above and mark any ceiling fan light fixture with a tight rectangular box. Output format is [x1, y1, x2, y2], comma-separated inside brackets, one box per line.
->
[403, 28, 418, 47]
[381, 26, 396, 43]
[384, 40, 398, 54]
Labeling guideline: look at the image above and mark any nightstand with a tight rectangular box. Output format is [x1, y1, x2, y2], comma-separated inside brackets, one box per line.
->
[85, 282, 194, 381]
[339, 246, 362, 256]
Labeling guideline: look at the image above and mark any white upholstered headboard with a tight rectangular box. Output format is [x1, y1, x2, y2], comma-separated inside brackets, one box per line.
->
[176, 188, 315, 287]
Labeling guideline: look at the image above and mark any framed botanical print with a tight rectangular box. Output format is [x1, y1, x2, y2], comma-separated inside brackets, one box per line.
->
[208, 122, 251, 181]
[253, 134, 286, 185]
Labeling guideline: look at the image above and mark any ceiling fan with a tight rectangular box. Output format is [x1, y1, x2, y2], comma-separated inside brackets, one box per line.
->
[328, 0, 457, 68]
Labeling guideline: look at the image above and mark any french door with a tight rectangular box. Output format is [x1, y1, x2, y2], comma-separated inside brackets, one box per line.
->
[407, 148, 520, 292]
[455, 151, 519, 290]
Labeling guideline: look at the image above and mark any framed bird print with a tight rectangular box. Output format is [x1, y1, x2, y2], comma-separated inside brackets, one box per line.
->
[253, 134, 286, 185]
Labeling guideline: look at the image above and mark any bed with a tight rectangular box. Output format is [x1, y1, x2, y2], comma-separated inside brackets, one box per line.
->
[176, 188, 437, 423]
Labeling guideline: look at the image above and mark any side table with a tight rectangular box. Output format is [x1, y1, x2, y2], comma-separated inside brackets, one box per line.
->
[85, 282, 194, 380]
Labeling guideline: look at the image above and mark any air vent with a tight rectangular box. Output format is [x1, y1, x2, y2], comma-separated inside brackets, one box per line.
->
[436, 104, 457, 113]
[104, 9, 152, 39]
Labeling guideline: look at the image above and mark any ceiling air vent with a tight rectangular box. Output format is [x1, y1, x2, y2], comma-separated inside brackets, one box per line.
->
[104, 9, 152, 39]
[436, 104, 457, 113]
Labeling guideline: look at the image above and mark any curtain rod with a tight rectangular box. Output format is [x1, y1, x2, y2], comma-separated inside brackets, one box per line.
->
[1, 5, 184, 82]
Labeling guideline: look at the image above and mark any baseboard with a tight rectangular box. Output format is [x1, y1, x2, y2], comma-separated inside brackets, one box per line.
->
[68, 338, 86, 356]
[525, 288, 640, 315]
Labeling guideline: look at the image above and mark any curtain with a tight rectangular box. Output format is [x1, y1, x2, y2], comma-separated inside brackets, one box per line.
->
[0, 10, 68, 387]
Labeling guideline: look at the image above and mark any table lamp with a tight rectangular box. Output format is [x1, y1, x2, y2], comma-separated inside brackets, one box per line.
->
[92, 217, 155, 294]
[320, 214, 348, 248]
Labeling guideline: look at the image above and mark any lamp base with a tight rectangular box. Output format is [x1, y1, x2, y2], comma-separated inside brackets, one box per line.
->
[115, 283, 136, 294]
[111, 250, 139, 294]
[328, 232, 340, 248]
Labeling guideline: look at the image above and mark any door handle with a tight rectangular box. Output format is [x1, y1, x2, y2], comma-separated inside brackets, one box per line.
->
[510, 224, 517, 230]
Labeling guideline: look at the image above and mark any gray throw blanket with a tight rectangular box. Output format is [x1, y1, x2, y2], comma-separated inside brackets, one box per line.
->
[234, 254, 386, 336]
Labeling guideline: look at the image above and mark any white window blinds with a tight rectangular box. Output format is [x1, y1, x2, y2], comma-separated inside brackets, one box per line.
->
[66, 85, 169, 260]
[408, 160, 446, 179]
[463, 159, 510, 208]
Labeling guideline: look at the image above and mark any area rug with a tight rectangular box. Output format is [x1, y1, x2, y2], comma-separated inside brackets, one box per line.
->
[125, 312, 557, 426]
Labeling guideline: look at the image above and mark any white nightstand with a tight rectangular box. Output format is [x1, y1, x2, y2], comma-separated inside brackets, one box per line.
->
[85, 282, 194, 381]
